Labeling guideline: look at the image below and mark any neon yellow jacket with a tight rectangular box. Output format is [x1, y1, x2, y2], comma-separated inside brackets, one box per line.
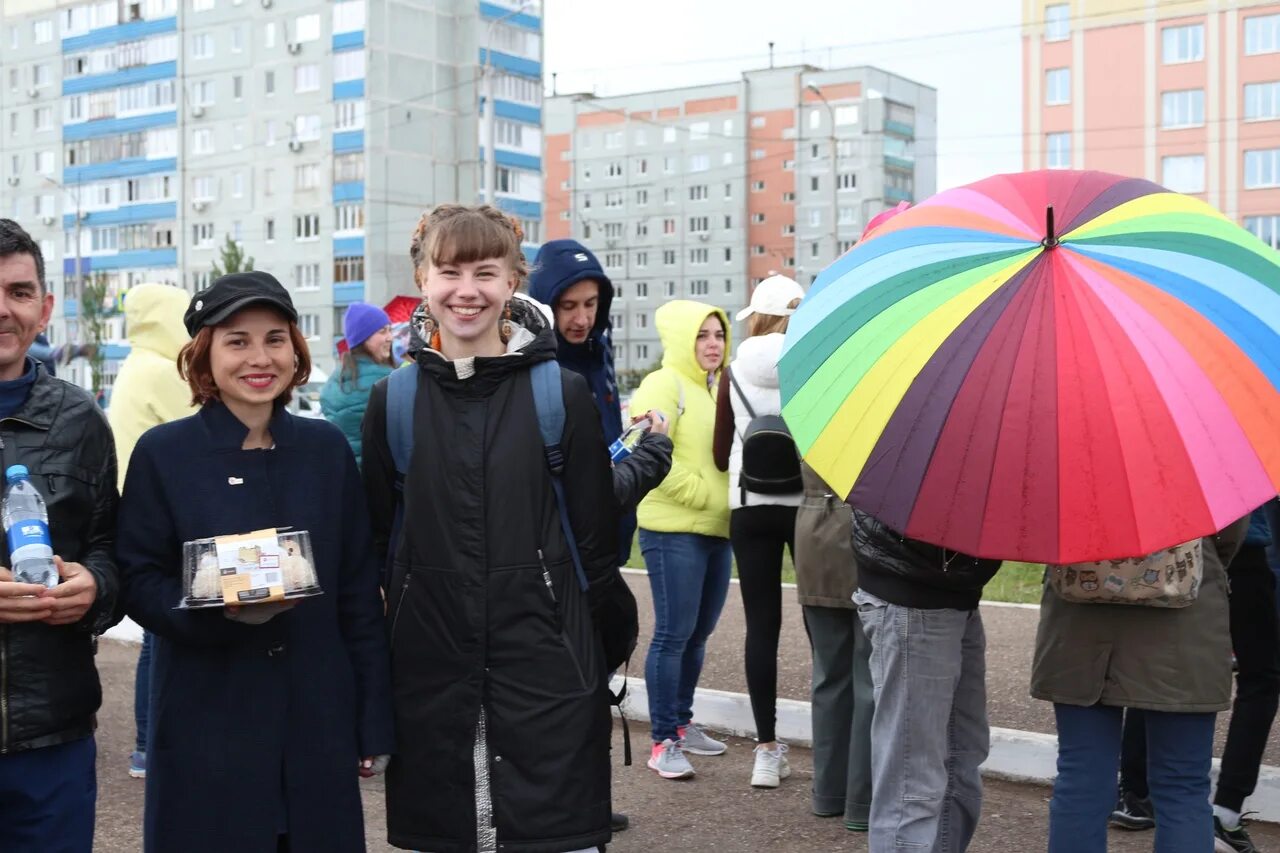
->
[107, 283, 196, 490]
[629, 300, 731, 539]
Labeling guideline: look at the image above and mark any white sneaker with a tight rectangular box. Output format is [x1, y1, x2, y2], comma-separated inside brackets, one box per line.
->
[678, 722, 727, 756]
[750, 743, 791, 788]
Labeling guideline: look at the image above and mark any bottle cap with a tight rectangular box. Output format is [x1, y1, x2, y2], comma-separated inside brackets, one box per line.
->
[4, 465, 28, 482]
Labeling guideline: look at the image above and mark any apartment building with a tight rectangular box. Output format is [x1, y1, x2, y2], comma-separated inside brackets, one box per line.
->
[544, 64, 936, 373]
[0, 0, 544, 385]
[1022, 0, 1280, 247]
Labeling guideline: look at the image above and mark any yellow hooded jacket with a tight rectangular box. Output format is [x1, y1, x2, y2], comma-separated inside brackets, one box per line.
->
[107, 283, 196, 490]
[628, 300, 731, 539]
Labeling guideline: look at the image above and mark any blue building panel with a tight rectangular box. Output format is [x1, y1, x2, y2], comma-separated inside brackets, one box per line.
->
[333, 282, 365, 306]
[884, 120, 915, 140]
[65, 157, 177, 184]
[62, 61, 177, 96]
[486, 148, 541, 172]
[333, 181, 365, 202]
[333, 237, 365, 258]
[63, 248, 177, 274]
[332, 31, 365, 50]
[61, 17, 177, 52]
[333, 130, 364, 153]
[521, 245, 538, 266]
[493, 100, 541, 125]
[479, 2, 541, 31]
[885, 187, 915, 204]
[478, 49, 540, 78]
[62, 298, 78, 318]
[63, 110, 177, 142]
[102, 343, 131, 361]
[65, 201, 177, 229]
[494, 197, 541, 220]
[333, 79, 365, 100]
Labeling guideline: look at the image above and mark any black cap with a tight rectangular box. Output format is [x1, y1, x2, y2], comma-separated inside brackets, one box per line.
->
[184, 271, 298, 336]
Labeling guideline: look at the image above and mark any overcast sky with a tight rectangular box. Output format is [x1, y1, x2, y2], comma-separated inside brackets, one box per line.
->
[543, 0, 1023, 191]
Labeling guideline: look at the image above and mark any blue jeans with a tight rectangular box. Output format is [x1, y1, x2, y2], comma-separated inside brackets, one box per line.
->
[640, 529, 732, 742]
[1050, 703, 1215, 853]
[0, 736, 96, 852]
[134, 630, 154, 753]
[856, 591, 989, 853]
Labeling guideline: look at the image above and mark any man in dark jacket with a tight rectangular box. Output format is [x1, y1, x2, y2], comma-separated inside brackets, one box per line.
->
[0, 219, 119, 852]
[851, 509, 1001, 852]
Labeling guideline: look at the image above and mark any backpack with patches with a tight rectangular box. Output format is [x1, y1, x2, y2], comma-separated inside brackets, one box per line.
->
[727, 368, 802, 505]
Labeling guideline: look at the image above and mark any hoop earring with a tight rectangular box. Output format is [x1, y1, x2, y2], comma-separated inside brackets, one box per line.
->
[499, 300, 513, 344]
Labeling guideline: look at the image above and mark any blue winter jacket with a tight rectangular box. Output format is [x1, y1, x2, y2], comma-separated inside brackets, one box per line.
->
[320, 355, 393, 467]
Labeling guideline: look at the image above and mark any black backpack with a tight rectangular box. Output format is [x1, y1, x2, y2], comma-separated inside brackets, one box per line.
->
[728, 368, 803, 503]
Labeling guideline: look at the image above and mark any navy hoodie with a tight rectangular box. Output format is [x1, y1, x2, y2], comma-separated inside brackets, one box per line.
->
[529, 240, 633, 562]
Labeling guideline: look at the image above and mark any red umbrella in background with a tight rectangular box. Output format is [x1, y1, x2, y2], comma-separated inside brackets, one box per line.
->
[335, 295, 421, 356]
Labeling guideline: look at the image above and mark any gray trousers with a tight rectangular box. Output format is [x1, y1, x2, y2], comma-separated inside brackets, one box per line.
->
[855, 591, 989, 853]
[804, 605, 874, 824]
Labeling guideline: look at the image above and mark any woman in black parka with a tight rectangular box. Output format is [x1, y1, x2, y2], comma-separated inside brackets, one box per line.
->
[362, 205, 628, 853]
[117, 272, 394, 853]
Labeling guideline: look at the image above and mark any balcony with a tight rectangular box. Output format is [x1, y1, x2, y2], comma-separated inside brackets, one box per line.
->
[334, 282, 365, 306]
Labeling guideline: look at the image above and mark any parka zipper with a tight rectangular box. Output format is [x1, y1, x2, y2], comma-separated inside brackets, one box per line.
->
[538, 550, 587, 690]
[388, 571, 412, 646]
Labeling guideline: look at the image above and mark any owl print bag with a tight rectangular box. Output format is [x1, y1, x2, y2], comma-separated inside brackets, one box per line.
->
[1046, 539, 1203, 608]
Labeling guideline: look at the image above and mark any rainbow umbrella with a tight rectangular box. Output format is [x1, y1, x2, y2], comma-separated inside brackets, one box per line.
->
[779, 169, 1280, 563]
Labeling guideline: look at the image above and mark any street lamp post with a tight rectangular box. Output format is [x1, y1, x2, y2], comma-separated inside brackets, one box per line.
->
[805, 83, 839, 267]
[482, 2, 534, 205]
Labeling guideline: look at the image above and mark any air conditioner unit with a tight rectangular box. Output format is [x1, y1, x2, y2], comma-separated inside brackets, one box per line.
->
[605, 240, 618, 249]
[5, 177, 18, 187]
[286, 42, 302, 55]
[287, 138, 303, 153]
[191, 200, 208, 212]
[190, 105, 205, 118]
[41, 215, 55, 226]
[26, 88, 39, 99]
[260, 0, 273, 7]
[698, 232, 710, 242]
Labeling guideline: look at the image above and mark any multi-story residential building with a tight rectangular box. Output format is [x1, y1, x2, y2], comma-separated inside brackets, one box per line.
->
[544, 64, 936, 373]
[0, 0, 543, 387]
[1022, 0, 1280, 247]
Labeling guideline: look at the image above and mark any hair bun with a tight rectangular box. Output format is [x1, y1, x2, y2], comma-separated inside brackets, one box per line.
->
[508, 215, 524, 243]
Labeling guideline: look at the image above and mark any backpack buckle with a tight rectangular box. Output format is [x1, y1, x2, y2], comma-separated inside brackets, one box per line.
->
[544, 444, 565, 476]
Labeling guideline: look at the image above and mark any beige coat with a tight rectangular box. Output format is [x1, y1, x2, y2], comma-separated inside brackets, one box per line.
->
[793, 463, 858, 609]
[1030, 517, 1249, 713]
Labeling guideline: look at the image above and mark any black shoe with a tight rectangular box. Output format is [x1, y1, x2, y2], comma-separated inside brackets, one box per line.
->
[1108, 790, 1155, 831]
[610, 812, 630, 833]
[1214, 815, 1259, 853]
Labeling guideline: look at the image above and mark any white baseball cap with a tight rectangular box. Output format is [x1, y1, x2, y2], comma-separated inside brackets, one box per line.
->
[735, 274, 806, 321]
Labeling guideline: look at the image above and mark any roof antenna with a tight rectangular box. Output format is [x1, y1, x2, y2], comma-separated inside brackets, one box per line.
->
[1043, 205, 1058, 249]
[768, 41, 775, 69]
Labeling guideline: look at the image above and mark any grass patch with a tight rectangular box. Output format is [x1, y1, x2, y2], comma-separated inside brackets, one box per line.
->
[625, 532, 1043, 604]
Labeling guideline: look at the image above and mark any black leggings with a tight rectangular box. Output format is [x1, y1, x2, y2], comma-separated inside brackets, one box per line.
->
[731, 504, 797, 744]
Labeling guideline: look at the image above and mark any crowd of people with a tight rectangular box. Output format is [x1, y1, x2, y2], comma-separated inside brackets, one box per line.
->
[0, 206, 1276, 853]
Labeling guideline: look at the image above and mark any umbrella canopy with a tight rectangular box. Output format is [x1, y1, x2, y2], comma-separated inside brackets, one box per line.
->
[779, 169, 1280, 564]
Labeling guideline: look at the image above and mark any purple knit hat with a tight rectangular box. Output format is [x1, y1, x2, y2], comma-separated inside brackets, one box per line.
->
[342, 302, 391, 350]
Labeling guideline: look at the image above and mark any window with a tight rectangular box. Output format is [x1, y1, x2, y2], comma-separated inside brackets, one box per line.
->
[604, 191, 623, 208]
[32, 150, 53, 175]
[1046, 132, 1070, 169]
[334, 51, 365, 82]
[1245, 214, 1280, 250]
[752, 149, 765, 160]
[752, 213, 766, 224]
[295, 64, 320, 93]
[635, 189, 648, 205]
[689, 279, 709, 296]
[664, 156, 676, 174]
[231, 25, 244, 52]
[335, 203, 364, 233]
[31, 64, 50, 88]
[635, 313, 648, 330]
[722, 119, 733, 136]
[293, 263, 320, 291]
[264, 22, 276, 48]
[294, 14, 321, 43]
[689, 248, 708, 265]
[689, 185, 708, 201]
[1245, 82, 1280, 121]
[32, 19, 53, 44]
[334, 256, 364, 283]
[690, 154, 709, 172]
[724, 183, 733, 199]
[751, 180, 765, 192]
[192, 175, 216, 200]
[689, 121, 709, 141]
[723, 215, 732, 228]
[808, 209, 821, 227]
[1045, 68, 1070, 105]
[811, 176, 821, 192]
[635, 282, 648, 298]
[604, 161, 622, 178]
[191, 222, 214, 248]
[752, 245, 765, 255]
[839, 206, 856, 225]
[263, 168, 275, 195]
[1163, 24, 1204, 64]
[662, 249, 676, 265]
[294, 214, 321, 240]
[191, 33, 213, 59]
[811, 242, 820, 258]
[809, 109, 822, 131]
[635, 158, 648, 176]
[333, 153, 364, 183]
[635, 251, 648, 267]
[636, 344, 649, 362]
[723, 248, 732, 262]
[232, 171, 245, 198]
[1246, 14, 1280, 55]
[1045, 4, 1070, 41]
[837, 173, 857, 191]
[751, 116, 766, 129]
[662, 127, 676, 144]
[33, 107, 51, 132]
[265, 218, 275, 241]
[1161, 90, 1204, 128]
[299, 314, 321, 340]
[335, 100, 365, 131]
[264, 70, 275, 96]
[1245, 148, 1280, 189]
[1161, 154, 1205, 193]
[634, 129, 648, 146]
[192, 128, 214, 156]
[604, 130, 623, 149]
[663, 219, 676, 235]
[664, 281, 676, 297]
[333, 0, 365, 34]
[294, 114, 321, 141]
[295, 163, 320, 190]
[604, 222, 624, 239]
[233, 76, 243, 100]
[192, 0, 215, 10]
[835, 105, 858, 126]
[604, 252, 623, 267]
[688, 216, 709, 233]
[782, 224, 795, 235]
[193, 79, 215, 106]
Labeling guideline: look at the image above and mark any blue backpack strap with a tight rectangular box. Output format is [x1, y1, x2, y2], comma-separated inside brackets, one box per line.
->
[384, 366, 418, 585]
[530, 360, 590, 594]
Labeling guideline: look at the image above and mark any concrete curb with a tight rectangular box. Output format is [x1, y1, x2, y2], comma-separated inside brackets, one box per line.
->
[611, 675, 1280, 823]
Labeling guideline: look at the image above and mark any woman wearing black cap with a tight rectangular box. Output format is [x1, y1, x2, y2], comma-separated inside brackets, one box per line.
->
[116, 272, 394, 853]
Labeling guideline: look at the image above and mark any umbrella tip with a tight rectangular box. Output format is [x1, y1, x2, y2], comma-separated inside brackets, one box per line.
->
[1042, 205, 1058, 249]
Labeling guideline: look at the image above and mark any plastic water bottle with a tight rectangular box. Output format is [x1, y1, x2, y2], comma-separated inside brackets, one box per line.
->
[3, 465, 56, 589]
[609, 418, 652, 464]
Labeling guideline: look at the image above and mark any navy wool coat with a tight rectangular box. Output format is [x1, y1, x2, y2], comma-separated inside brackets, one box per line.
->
[117, 402, 394, 853]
